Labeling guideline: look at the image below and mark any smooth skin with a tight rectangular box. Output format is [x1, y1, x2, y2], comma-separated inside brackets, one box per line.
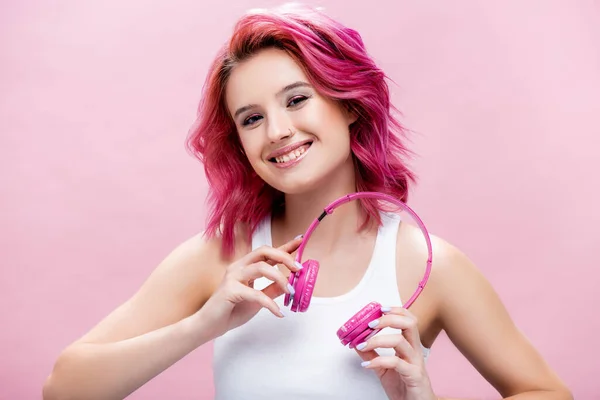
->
[43, 48, 572, 400]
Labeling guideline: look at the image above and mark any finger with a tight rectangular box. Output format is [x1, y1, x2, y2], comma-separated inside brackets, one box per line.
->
[381, 306, 417, 320]
[353, 348, 379, 363]
[243, 245, 304, 273]
[262, 280, 286, 300]
[238, 285, 284, 318]
[268, 236, 304, 267]
[368, 314, 421, 352]
[356, 334, 418, 364]
[361, 356, 416, 379]
[267, 236, 304, 273]
[275, 235, 304, 255]
[239, 261, 294, 295]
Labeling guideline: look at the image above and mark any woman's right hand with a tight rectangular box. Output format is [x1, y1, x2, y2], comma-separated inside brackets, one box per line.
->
[197, 236, 304, 340]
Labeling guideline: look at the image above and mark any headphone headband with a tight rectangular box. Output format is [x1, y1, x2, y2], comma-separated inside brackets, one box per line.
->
[295, 191, 432, 309]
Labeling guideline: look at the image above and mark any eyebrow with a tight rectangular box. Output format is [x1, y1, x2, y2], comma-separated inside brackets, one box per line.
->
[233, 81, 312, 118]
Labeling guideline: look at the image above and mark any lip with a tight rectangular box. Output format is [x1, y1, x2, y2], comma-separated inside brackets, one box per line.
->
[266, 140, 313, 160]
[271, 144, 311, 169]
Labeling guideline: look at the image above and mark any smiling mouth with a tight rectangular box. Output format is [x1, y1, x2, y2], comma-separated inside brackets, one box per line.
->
[268, 142, 312, 164]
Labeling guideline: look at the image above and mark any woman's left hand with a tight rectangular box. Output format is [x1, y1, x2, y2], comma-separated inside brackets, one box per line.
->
[354, 307, 437, 400]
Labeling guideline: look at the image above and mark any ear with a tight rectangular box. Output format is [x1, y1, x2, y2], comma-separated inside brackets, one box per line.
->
[347, 110, 358, 126]
[344, 103, 359, 126]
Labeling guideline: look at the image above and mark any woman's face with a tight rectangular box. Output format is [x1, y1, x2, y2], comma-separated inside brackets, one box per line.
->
[225, 47, 356, 194]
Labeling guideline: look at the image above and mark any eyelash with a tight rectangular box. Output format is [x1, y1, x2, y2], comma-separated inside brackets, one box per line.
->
[242, 95, 311, 127]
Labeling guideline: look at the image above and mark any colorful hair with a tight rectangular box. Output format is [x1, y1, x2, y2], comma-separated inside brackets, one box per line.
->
[186, 3, 417, 256]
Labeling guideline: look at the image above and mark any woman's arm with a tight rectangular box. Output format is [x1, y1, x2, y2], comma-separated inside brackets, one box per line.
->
[434, 243, 572, 400]
[42, 233, 222, 400]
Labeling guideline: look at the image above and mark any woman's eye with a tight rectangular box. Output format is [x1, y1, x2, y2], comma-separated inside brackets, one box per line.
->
[287, 95, 308, 107]
[241, 96, 309, 126]
[242, 114, 262, 126]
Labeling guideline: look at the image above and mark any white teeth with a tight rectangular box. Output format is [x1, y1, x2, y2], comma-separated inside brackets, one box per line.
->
[275, 145, 307, 163]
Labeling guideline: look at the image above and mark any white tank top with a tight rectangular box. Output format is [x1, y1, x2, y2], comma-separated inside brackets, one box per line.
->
[212, 212, 431, 399]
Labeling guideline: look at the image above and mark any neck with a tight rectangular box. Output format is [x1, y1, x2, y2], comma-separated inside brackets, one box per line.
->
[271, 156, 376, 254]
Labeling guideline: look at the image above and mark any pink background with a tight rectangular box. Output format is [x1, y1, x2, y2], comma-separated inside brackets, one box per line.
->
[2, 1, 599, 399]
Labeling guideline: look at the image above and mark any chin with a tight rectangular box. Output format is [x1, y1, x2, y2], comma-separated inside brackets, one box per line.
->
[263, 167, 337, 196]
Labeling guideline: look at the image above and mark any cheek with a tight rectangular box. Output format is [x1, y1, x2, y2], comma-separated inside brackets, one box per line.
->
[238, 135, 265, 167]
[305, 103, 350, 140]
[238, 134, 255, 155]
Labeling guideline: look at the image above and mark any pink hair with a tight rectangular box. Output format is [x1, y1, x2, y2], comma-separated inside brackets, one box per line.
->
[186, 4, 417, 256]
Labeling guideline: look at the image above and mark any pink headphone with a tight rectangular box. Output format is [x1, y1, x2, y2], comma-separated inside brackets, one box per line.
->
[283, 192, 433, 348]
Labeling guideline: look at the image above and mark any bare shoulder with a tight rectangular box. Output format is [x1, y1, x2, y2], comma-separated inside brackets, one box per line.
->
[395, 222, 470, 343]
[400, 224, 500, 326]
[129, 231, 225, 314]
[396, 221, 481, 305]
[397, 221, 499, 316]
[75, 227, 251, 345]
[397, 224, 571, 397]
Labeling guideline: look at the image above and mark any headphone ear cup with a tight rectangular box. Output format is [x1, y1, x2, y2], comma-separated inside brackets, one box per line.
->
[286, 259, 319, 312]
[283, 260, 310, 308]
[294, 259, 319, 312]
[337, 302, 382, 348]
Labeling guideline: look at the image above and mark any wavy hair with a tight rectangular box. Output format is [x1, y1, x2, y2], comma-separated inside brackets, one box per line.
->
[186, 3, 417, 256]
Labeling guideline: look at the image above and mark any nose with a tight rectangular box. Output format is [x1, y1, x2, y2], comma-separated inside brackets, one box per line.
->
[266, 111, 294, 143]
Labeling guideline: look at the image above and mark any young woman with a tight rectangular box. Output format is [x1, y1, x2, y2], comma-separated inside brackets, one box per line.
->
[43, 4, 572, 400]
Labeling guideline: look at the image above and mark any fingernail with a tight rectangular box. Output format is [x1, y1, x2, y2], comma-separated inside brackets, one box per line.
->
[381, 306, 392, 313]
[279, 308, 288, 318]
[368, 319, 379, 329]
[287, 283, 296, 295]
[294, 261, 304, 270]
[361, 361, 371, 367]
[356, 342, 367, 351]
[294, 234, 304, 240]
